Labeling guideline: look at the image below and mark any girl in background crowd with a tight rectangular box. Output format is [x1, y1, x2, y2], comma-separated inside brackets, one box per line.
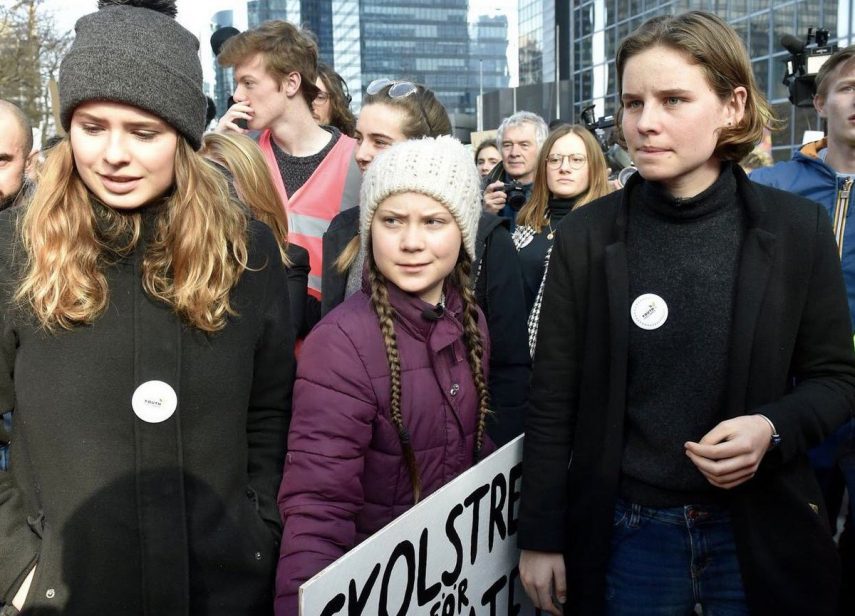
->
[322, 79, 451, 313]
[275, 136, 493, 614]
[323, 79, 530, 446]
[513, 124, 609, 355]
[475, 138, 501, 177]
[312, 63, 356, 137]
[201, 131, 310, 338]
[518, 11, 855, 616]
[0, 1, 294, 613]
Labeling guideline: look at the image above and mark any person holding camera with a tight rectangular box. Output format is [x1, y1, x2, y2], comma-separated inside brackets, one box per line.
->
[751, 45, 855, 613]
[512, 124, 610, 356]
[483, 111, 548, 231]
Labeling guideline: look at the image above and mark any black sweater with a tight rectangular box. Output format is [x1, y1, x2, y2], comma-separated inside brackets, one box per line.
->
[621, 167, 745, 506]
[517, 197, 575, 312]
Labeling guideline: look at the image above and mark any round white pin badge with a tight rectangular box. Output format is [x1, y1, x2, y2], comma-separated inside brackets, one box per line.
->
[630, 293, 668, 330]
[131, 380, 178, 423]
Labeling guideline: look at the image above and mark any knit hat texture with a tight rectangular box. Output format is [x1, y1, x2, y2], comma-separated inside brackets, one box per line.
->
[360, 136, 482, 261]
[59, 0, 207, 150]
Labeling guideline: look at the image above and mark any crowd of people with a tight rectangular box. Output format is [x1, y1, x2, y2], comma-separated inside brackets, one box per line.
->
[0, 1, 853, 615]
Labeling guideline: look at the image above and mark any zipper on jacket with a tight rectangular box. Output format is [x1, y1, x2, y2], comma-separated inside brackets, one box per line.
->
[833, 176, 853, 259]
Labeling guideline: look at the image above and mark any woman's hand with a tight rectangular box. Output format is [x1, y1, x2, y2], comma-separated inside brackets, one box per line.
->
[685, 415, 774, 489]
[11, 565, 36, 610]
[519, 549, 566, 616]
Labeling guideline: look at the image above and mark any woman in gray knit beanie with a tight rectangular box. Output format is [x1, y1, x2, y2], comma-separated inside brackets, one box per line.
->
[0, 1, 294, 613]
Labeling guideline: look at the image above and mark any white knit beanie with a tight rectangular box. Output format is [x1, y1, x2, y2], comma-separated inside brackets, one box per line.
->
[359, 135, 482, 260]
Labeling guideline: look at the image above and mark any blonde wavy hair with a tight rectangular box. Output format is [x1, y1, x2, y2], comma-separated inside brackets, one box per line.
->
[16, 138, 249, 332]
[200, 132, 290, 266]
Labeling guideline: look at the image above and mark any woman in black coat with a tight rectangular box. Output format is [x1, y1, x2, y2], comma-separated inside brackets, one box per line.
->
[518, 12, 855, 616]
[0, 2, 294, 614]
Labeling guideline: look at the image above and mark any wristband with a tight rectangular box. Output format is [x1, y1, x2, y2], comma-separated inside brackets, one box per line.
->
[757, 414, 782, 449]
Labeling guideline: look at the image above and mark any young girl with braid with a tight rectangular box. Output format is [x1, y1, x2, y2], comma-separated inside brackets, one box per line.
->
[275, 135, 494, 615]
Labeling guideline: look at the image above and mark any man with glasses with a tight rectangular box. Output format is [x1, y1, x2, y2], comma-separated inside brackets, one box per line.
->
[216, 20, 361, 328]
[483, 111, 549, 230]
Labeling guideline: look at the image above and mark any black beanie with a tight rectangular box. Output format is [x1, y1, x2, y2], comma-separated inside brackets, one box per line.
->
[59, 0, 207, 150]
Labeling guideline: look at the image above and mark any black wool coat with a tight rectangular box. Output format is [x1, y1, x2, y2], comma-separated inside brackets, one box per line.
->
[0, 210, 295, 615]
[517, 166, 855, 615]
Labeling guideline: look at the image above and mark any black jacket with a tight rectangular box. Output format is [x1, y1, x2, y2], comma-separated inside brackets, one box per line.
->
[0, 210, 295, 615]
[320, 209, 531, 446]
[285, 243, 310, 339]
[518, 167, 855, 615]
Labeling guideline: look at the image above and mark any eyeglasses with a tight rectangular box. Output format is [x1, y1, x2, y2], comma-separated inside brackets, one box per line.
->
[314, 91, 330, 104]
[546, 154, 587, 170]
[366, 78, 419, 98]
[365, 78, 431, 134]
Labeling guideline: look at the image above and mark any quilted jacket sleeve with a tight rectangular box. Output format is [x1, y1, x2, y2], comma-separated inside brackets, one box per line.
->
[274, 317, 377, 615]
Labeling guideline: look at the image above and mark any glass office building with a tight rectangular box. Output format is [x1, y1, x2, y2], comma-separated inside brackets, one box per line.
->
[246, 0, 289, 28]
[470, 14, 511, 93]
[359, 0, 473, 114]
[211, 10, 235, 122]
[570, 0, 854, 157]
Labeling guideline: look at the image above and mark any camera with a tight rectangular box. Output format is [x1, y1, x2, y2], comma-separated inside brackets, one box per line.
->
[580, 104, 635, 185]
[781, 27, 838, 107]
[501, 181, 528, 211]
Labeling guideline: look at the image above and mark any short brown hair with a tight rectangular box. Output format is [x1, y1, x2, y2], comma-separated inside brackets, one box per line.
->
[815, 45, 855, 98]
[615, 11, 779, 161]
[219, 20, 320, 108]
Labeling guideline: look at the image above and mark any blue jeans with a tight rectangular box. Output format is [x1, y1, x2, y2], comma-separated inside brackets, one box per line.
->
[0, 412, 10, 471]
[605, 500, 749, 616]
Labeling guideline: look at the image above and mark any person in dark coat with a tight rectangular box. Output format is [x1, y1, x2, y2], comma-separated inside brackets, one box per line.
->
[517, 12, 855, 616]
[322, 79, 530, 445]
[512, 123, 611, 356]
[0, 1, 294, 614]
[275, 136, 495, 615]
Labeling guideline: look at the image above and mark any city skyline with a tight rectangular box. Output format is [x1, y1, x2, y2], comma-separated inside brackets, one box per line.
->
[45, 0, 520, 87]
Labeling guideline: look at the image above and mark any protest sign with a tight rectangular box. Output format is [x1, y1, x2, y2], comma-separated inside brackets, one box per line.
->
[299, 435, 541, 615]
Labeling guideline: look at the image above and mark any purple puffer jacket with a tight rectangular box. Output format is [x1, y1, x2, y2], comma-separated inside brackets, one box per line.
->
[274, 280, 494, 615]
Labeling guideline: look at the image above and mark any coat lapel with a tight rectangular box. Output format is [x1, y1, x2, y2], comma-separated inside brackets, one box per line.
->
[725, 171, 777, 418]
[604, 241, 631, 439]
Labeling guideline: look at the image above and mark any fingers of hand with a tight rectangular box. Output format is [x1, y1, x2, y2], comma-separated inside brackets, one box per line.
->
[697, 420, 738, 446]
[685, 449, 759, 488]
[520, 557, 565, 615]
[684, 437, 749, 461]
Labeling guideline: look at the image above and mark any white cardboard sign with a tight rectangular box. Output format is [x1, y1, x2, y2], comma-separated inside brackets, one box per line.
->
[299, 435, 539, 615]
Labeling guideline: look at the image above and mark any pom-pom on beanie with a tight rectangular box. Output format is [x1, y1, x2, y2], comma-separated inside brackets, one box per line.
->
[359, 136, 482, 261]
[59, 0, 207, 150]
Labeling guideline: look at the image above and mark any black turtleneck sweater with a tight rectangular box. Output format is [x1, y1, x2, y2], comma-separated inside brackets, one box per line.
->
[518, 197, 575, 312]
[620, 166, 745, 507]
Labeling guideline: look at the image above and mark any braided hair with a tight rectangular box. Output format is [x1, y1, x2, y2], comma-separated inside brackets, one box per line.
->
[367, 251, 491, 503]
